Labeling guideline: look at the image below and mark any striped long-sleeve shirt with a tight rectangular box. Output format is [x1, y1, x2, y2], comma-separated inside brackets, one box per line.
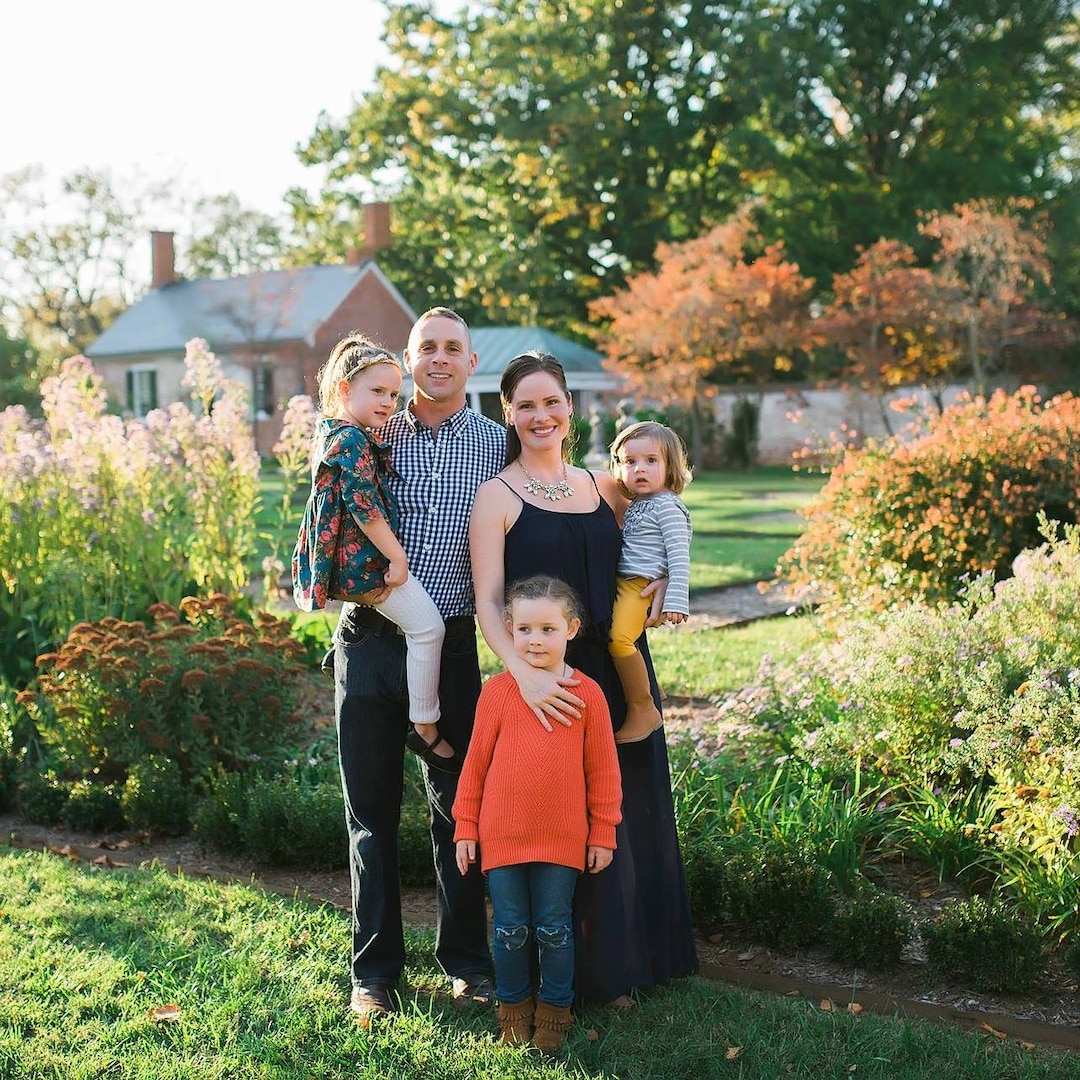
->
[617, 491, 693, 616]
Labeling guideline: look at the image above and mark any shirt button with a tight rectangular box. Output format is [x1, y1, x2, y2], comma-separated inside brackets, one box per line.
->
[424, 544, 432, 552]
[432, 471, 441, 479]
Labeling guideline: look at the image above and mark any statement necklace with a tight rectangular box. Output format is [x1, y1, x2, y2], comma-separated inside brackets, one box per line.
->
[519, 459, 575, 501]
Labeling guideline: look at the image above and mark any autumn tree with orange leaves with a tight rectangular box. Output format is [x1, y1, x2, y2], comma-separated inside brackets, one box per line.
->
[589, 207, 816, 463]
[918, 199, 1065, 393]
[819, 239, 954, 434]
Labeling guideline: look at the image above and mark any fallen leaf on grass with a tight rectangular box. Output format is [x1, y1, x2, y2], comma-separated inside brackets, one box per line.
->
[726, 1046, 741, 1060]
[93, 854, 129, 868]
[736, 949, 755, 962]
[707, 933, 724, 944]
[846, 1003, 864, 1015]
[287, 931, 311, 948]
[149, 1004, 182, 1023]
[100, 838, 133, 851]
[819, 999, 833, 1011]
[1020, 1041, 1035, 1051]
[49, 844, 80, 862]
[586, 1029, 599, 1042]
[979, 1022, 1006, 1040]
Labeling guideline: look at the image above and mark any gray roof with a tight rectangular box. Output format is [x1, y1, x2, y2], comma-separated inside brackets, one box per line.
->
[86, 264, 382, 358]
[470, 327, 605, 375]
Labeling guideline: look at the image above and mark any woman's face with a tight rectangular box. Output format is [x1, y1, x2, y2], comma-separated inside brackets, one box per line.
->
[504, 371, 572, 452]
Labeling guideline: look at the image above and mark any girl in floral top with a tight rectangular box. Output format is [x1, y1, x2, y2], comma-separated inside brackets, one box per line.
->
[292, 333, 459, 771]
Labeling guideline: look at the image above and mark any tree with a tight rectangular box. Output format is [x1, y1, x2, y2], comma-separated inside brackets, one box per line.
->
[0, 167, 163, 356]
[589, 207, 816, 462]
[753, 0, 1080, 287]
[291, 0, 776, 331]
[918, 199, 1063, 392]
[0, 321, 40, 410]
[181, 193, 289, 279]
[819, 239, 955, 431]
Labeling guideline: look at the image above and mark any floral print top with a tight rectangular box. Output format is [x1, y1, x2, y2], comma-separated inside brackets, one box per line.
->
[291, 418, 399, 611]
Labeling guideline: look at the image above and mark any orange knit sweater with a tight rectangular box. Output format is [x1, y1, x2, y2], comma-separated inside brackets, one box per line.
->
[452, 669, 623, 873]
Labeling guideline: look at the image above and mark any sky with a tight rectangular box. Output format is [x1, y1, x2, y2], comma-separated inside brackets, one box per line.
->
[2, 0, 396, 222]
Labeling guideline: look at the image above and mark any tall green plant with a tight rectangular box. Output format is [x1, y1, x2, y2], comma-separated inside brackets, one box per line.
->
[0, 341, 260, 684]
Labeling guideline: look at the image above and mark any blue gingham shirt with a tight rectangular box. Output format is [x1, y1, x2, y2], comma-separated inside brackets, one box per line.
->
[380, 402, 506, 618]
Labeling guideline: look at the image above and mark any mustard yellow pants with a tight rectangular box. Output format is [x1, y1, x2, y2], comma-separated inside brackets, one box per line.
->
[608, 575, 652, 659]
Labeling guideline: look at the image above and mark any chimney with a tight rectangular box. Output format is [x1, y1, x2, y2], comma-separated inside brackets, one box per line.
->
[151, 230, 176, 289]
[345, 202, 392, 266]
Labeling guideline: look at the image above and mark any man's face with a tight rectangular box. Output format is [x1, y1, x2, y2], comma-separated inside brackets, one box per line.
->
[404, 315, 477, 408]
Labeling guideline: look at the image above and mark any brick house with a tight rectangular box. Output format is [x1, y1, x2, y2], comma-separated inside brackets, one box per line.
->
[86, 202, 622, 455]
[86, 204, 415, 455]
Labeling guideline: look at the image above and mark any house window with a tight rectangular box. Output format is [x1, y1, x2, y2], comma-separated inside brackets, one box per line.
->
[255, 362, 275, 418]
[126, 368, 158, 417]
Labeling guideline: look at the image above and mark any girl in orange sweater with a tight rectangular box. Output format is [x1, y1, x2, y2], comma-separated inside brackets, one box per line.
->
[453, 575, 622, 1053]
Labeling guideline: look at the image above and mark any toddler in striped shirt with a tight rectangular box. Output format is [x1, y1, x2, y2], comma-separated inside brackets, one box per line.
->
[607, 420, 693, 744]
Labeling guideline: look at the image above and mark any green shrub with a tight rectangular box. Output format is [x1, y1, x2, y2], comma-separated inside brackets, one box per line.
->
[827, 886, 914, 970]
[921, 895, 1044, 992]
[238, 773, 346, 868]
[723, 835, 834, 949]
[679, 831, 728, 932]
[780, 387, 1080, 615]
[121, 756, 191, 836]
[1062, 935, 1080, 984]
[60, 780, 125, 833]
[17, 767, 69, 825]
[286, 614, 336, 670]
[192, 769, 248, 854]
[26, 594, 307, 786]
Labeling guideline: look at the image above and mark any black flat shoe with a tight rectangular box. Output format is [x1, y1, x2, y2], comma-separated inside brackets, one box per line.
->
[405, 727, 463, 774]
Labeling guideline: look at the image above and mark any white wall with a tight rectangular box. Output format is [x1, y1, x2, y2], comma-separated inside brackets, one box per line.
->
[713, 384, 970, 466]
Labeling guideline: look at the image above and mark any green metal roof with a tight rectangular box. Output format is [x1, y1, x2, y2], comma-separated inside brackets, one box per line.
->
[470, 327, 605, 375]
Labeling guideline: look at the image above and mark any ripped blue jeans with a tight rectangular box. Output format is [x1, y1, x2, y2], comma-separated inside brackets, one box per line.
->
[486, 863, 578, 1006]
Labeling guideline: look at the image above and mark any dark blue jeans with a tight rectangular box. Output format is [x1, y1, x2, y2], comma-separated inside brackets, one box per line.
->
[487, 863, 578, 1007]
[334, 607, 493, 990]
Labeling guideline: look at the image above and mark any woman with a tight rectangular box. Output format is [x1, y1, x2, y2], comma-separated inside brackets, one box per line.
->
[469, 350, 698, 1006]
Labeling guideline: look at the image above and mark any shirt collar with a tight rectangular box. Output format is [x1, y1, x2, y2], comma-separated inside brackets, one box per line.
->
[403, 401, 473, 438]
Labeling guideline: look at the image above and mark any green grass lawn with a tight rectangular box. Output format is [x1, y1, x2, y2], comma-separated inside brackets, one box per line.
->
[3, 848, 1076, 1080]
[679, 467, 821, 590]
[295, 610, 823, 699]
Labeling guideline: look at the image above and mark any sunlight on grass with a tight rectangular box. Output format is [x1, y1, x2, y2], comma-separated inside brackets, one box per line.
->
[648, 616, 823, 698]
[1, 848, 1074, 1080]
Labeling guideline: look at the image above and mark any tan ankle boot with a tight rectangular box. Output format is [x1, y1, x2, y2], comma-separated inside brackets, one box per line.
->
[496, 998, 534, 1045]
[612, 651, 663, 743]
[532, 1000, 573, 1054]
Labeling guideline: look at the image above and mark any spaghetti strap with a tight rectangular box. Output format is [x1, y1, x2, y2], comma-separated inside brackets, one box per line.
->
[494, 475, 521, 499]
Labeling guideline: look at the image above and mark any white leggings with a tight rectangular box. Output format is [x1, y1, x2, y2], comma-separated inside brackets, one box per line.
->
[376, 574, 445, 725]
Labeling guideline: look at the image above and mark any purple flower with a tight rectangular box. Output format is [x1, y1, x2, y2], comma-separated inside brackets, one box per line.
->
[1053, 806, 1079, 839]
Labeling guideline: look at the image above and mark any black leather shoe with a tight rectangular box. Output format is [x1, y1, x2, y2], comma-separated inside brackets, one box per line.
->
[452, 975, 495, 1007]
[350, 984, 396, 1026]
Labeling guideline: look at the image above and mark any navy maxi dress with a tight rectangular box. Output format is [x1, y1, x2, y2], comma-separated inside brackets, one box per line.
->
[498, 476, 698, 1003]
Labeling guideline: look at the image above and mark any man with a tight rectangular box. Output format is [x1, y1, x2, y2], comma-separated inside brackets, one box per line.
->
[333, 308, 505, 1024]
